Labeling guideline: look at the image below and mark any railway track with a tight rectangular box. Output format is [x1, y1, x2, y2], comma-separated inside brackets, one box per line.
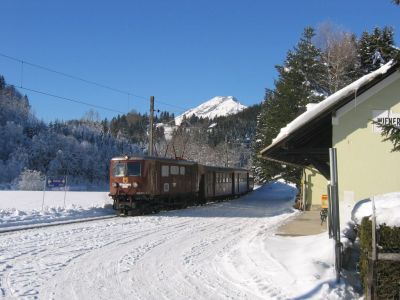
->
[0, 215, 118, 234]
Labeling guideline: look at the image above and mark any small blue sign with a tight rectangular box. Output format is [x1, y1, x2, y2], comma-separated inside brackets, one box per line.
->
[47, 177, 66, 188]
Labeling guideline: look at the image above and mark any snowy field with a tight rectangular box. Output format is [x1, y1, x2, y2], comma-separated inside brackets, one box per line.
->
[0, 182, 361, 299]
[0, 191, 114, 230]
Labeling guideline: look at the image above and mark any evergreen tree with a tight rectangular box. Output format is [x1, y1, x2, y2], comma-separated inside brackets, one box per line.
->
[376, 122, 400, 152]
[252, 90, 283, 182]
[252, 27, 326, 184]
[358, 26, 398, 74]
[0, 75, 5, 90]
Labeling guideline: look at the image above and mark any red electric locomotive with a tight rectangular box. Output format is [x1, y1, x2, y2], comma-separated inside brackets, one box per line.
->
[109, 156, 254, 215]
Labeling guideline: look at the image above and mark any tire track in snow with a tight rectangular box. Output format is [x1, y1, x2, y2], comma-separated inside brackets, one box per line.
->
[40, 216, 211, 300]
[0, 217, 194, 299]
[0, 184, 298, 300]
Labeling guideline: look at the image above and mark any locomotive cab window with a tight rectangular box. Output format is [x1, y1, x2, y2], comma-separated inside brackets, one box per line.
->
[127, 162, 141, 176]
[112, 162, 126, 177]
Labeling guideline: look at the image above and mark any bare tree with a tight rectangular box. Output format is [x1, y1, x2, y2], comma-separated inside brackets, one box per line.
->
[82, 109, 101, 123]
[315, 22, 359, 95]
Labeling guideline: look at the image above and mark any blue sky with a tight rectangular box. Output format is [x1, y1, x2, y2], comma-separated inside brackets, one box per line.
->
[0, 0, 399, 122]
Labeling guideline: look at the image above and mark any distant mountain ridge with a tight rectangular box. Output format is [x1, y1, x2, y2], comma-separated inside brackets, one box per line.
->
[175, 96, 247, 125]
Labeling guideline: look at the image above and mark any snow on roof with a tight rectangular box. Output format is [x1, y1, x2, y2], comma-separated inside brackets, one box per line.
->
[261, 61, 396, 154]
[351, 192, 400, 227]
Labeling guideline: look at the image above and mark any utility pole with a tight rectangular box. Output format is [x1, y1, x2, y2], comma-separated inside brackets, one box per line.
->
[149, 96, 154, 156]
[329, 148, 342, 283]
[225, 135, 228, 167]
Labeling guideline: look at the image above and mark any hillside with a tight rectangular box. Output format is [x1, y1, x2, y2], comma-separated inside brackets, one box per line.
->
[0, 75, 141, 189]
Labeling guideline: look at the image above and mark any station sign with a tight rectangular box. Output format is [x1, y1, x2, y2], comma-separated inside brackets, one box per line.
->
[372, 110, 400, 133]
[46, 177, 67, 188]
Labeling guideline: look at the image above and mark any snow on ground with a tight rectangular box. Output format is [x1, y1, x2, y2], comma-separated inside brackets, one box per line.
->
[0, 182, 359, 299]
[351, 192, 400, 227]
[0, 191, 114, 230]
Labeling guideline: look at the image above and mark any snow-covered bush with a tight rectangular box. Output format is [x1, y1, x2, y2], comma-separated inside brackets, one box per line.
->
[16, 169, 44, 191]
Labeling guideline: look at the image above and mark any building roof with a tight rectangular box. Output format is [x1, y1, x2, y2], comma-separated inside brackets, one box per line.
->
[259, 61, 399, 178]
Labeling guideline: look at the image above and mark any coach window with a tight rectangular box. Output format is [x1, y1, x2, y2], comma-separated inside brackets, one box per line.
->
[162, 165, 169, 177]
[180, 166, 185, 175]
[127, 162, 141, 176]
[171, 165, 179, 175]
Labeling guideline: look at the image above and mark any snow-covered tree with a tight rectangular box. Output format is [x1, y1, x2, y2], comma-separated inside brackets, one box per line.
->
[16, 169, 44, 191]
[252, 27, 326, 184]
[358, 27, 398, 74]
[0, 74, 144, 188]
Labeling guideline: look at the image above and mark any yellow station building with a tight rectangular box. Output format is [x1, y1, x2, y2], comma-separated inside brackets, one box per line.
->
[260, 61, 400, 209]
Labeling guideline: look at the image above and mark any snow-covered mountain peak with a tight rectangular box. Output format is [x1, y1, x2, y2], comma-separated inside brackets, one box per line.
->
[175, 96, 247, 125]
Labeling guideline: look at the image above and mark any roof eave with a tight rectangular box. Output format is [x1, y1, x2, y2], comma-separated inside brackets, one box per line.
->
[260, 62, 399, 158]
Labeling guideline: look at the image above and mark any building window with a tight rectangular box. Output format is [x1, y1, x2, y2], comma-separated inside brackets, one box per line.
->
[180, 166, 185, 175]
[162, 165, 169, 177]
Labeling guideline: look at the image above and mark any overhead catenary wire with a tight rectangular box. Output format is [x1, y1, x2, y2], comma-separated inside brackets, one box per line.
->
[0, 51, 190, 112]
[10, 84, 126, 114]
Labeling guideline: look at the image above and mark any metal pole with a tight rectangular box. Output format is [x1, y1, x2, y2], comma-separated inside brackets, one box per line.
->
[42, 176, 47, 211]
[371, 196, 377, 261]
[329, 148, 342, 283]
[370, 196, 377, 300]
[225, 135, 228, 167]
[302, 169, 307, 211]
[327, 183, 333, 238]
[149, 96, 155, 156]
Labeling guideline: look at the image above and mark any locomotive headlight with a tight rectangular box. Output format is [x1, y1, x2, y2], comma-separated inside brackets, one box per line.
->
[132, 182, 139, 188]
[112, 182, 119, 188]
